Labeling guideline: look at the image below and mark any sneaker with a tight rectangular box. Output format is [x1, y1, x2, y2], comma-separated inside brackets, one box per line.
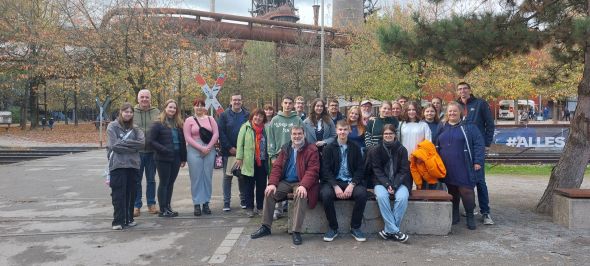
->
[323, 229, 338, 242]
[462, 211, 478, 217]
[273, 209, 283, 220]
[127, 221, 137, 227]
[378, 230, 394, 240]
[482, 214, 495, 225]
[240, 200, 247, 209]
[350, 228, 366, 242]
[112, 225, 123, 230]
[223, 203, 231, 212]
[392, 231, 409, 243]
[246, 210, 255, 218]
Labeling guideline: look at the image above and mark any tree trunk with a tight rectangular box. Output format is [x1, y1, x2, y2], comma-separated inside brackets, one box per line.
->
[536, 27, 590, 213]
[63, 94, 69, 125]
[20, 80, 29, 130]
[28, 77, 41, 130]
[73, 89, 78, 126]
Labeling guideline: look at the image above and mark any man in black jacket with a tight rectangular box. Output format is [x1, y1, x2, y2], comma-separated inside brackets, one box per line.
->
[218, 92, 250, 211]
[320, 120, 368, 242]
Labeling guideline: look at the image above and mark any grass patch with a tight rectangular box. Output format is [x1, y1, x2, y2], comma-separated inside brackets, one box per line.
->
[486, 164, 590, 176]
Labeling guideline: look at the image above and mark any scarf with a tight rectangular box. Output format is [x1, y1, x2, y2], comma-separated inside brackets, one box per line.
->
[252, 122, 264, 167]
[383, 140, 397, 180]
[165, 117, 177, 129]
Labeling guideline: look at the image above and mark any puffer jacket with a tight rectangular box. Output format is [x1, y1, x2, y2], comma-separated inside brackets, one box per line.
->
[435, 122, 485, 184]
[149, 122, 188, 163]
[410, 139, 446, 189]
[367, 140, 412, 192]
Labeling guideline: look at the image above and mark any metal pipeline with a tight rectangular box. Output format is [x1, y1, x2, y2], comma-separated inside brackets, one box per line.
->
[101, 7, 350, 48]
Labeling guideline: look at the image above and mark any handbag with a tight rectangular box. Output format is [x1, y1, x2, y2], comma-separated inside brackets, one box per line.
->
[214, 153, 223, 169]
[194, 116, 213, 144]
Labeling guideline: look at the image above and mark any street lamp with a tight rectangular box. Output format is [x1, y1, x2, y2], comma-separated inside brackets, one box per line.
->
[320, 0, 325, 99]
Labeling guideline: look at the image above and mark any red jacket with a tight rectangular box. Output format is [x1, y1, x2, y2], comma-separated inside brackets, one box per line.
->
[269, 141, 320, 208]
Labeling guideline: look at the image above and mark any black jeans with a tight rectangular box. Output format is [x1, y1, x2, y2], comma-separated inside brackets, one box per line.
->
[243, 161, 267, 210]
[156, 153, 181, 212]
[320, 181, 368, 230]
[110, 168, 138, 226]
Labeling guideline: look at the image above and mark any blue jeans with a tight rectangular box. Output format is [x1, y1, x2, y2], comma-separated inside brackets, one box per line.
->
[375, 184, 409, 234]
[135, 152, 157, 208]
[476, 170, 490, 214]
[222, 156, 245, 205]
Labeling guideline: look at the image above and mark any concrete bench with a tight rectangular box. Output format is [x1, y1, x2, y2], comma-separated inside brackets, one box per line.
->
[287, 189, 453, 235]
[553, 188, 590, 229]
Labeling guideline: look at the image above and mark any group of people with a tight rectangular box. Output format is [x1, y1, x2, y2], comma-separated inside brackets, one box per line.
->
[106, 81, 495, 246]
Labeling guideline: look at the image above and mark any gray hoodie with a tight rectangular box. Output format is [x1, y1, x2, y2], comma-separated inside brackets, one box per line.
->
[106, 120, 144, 171]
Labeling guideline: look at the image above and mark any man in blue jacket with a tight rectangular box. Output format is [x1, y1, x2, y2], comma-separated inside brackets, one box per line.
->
[218, 92, 250, 211]
[457, 82, 495, 225]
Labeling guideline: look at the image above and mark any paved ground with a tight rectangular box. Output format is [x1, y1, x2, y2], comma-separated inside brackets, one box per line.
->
[0, 150, 588, 265]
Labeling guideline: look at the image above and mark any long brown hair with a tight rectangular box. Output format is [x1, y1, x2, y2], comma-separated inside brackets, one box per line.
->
[309, 98, 331, 125]
[117, 102, 134, 129]
[347, 106, 365, 135]
[401, 101, 422, 122]
[159, 99, 184, 128]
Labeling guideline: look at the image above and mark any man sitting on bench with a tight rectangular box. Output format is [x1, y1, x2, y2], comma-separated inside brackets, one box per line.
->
[320, 120, 368, 242]
[250, 125, 320, 245]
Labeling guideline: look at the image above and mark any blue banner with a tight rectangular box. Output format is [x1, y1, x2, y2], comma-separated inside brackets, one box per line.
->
[494, 127, 569, 150]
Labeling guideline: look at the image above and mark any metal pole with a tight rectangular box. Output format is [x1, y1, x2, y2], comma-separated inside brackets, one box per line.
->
[210, 0, 215, 12]
[320, 0, 325, 99]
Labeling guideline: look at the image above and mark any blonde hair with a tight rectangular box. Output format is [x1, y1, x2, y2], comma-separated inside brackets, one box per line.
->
[442, 101, 463, 123]
[347, 106, 365, 135]
[159, 99, 184, 128]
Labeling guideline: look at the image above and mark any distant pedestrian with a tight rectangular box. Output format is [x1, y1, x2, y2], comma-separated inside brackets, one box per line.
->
[48, 118, 54, 130]
[564, 107, 570, 121]
[41, 117, 47, 130]
[106, 103, 144, 230]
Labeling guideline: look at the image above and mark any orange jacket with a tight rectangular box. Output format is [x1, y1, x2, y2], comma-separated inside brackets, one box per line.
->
[410, 140, 446, 189]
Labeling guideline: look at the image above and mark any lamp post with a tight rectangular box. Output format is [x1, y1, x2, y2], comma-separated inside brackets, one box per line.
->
[320, 0, 325, 99]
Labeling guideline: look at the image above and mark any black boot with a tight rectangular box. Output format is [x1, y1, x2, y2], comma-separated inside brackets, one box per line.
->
[202, 202, 211, 215]
[452, 203, 460, 225]
[194, 204, 201, 216]
[466, 212, 476, 230]
[167, 205, 178, 217]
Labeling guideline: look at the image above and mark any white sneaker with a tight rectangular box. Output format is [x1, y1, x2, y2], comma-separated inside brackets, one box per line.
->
[482, 214, 494, 225]
[112, 225, 123, 230]
[127, 221, 137, 227]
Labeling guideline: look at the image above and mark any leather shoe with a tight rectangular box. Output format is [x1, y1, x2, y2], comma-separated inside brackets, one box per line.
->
[148, 205, 159, 214]
[250, 225, 271, 239]
[202, 203, 211, 215]
[194, 205, 202, 216]
[292, 232, 302, 245]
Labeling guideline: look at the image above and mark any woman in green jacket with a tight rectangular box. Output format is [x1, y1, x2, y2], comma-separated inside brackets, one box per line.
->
[235, 109, 269, 217]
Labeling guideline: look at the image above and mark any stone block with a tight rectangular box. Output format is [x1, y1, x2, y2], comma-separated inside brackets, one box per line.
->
[287, 200, 452, 235]
[553, 193, 590, 229]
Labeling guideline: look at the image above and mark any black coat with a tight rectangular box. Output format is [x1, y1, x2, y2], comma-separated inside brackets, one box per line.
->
[149, 122, 188, 162]
[367, 141, 412, 192]
[321, 140, 365, 187]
